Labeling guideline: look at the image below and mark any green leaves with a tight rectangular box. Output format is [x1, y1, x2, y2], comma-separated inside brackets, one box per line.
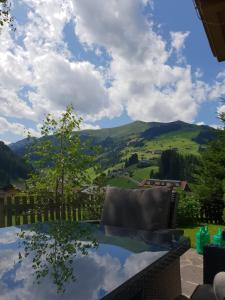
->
[0, 0, 15, 33]
[26, 105, 96, 202]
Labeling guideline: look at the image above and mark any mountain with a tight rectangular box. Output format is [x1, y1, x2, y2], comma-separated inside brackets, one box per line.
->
[9, 120, 217, 176]
[0, 141, 31, 187]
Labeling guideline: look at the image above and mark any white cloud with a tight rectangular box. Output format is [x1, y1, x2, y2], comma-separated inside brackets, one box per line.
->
[208, 72, 225, 100]
[0, 225, 167, 300]
[29, 54, 111, 119]
[80, 123, 100, 130]
[1, 0, 225, 143]
[209, 124, 223, 130]
[170, 31, 190, 64]
[170, 31, 190, 52]
[218, 105, 225, 114]
[71, 0, 214, 123]
[0, 0, 116, 134]
[0, 116, 40, 137]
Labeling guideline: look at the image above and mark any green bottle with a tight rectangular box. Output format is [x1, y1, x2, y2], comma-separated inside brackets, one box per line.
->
[196, 227, 204, 254]
[213, 228, 225, 246]
[203, 226, 210, 244]
[196, 226, 210, 254]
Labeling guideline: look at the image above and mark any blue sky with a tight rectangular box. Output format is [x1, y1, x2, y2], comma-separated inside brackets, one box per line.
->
[0, 0, 225, 143]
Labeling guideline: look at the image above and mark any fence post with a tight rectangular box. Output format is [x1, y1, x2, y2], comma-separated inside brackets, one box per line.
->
[22, 196, 28, 225]
[0, 197, 5, 227]
[15, 196, 21, 225]
[61, 197, 66, 220]
[44, 196, 49, 222]
[6, 196, 12, 227]
[49, 197, 54, 221]
[55, 198, 60, 220]
[29, 196, 35, 224]
[67, 196, 72, 221]
[36, 196, 42, 222]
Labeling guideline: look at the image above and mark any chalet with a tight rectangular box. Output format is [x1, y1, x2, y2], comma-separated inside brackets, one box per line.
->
[0, 184, 21, 197]
[139, 179, 191, 192]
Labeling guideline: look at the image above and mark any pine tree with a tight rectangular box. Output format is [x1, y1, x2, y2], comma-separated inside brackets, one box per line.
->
[194, 103, 225, 206]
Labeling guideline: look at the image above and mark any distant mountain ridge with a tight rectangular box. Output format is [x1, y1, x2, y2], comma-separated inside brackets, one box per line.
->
[8, 120, 217, 174]
[9, 120, 217, 154]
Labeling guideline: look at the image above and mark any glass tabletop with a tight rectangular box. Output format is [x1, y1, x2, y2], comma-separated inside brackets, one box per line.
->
[0, 222, 187, 300]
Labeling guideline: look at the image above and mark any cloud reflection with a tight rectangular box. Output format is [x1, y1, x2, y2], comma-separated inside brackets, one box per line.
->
[0, 227, 167, 300]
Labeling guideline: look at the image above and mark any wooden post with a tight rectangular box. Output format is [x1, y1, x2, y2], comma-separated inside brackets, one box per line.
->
[55, 198, 60, 220]
[44, 197, 49, 222]
[72, 200, 76, 222]
[67, 196, 72, 221]
[37, 196, 42, 222]
[0, 197, 5, 227]
[22, 196, 28, 225]
[49, 197, 54, 221]
[29, 196, 35, 224]
[75, 207, 79, 221]
[6, 196, 12, 227]
[15, 196, 21, 225]
[61, 199, 66, 220]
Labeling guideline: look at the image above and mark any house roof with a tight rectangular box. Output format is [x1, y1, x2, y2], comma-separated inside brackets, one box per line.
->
[194, 0, 225, 62]
[139, 179, 191, 191]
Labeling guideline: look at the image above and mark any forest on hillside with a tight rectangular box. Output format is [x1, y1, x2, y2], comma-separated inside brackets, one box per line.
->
[0, 141, 30, 187]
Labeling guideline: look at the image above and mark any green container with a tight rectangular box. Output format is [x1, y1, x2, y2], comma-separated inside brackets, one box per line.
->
[196, 226, 210, 254]
[213, 228, 225, 246]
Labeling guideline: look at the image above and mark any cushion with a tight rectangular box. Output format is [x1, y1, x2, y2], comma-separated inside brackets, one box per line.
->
[101, 187, 172, 231]
[213, 272, 225, 300]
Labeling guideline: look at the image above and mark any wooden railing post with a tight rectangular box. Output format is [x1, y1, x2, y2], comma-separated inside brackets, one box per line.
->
[6, 196, 12, 227]
[15, 196, 21, 225]
[22, 196, 28, 225]
[49, 197, 54, 221]
[29, 196, 35, 224]
[0, 197, 5, 227]
[61, 198, 66, 220]
[67, 196, 72, 221]
[44, 196, 49, 222]
[37, 196, 42, 222]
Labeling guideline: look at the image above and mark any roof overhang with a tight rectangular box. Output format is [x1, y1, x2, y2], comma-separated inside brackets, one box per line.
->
[194, 0, 225, 62]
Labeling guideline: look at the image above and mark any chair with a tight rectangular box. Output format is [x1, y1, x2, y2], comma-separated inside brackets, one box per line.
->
[101, 186, 177, 230]
[101, 187, 186, 300]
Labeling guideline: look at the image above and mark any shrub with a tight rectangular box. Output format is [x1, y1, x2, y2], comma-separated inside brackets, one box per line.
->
[177, 191, 201, 226]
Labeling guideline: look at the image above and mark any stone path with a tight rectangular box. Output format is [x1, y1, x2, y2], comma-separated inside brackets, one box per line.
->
[180, 249, 203, 297]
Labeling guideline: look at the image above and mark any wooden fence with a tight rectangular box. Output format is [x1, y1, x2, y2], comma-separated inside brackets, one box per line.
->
[0, 193, 103, 228]
[1, 193, 224, 228]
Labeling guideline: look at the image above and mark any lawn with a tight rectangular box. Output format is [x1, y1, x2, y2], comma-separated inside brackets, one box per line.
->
[132, 166, 158, 182]
[106, 176, 138, 189]
[179, 224, 225, 248]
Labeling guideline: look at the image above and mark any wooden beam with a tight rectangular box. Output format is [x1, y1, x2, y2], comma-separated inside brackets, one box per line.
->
[195, 0, 225, 61]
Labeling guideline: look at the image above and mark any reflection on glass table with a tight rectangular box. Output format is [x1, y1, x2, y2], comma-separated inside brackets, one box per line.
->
[0, 222, 190, 300]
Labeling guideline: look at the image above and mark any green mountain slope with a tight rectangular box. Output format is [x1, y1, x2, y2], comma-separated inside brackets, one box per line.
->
[9, 120, 217, 186]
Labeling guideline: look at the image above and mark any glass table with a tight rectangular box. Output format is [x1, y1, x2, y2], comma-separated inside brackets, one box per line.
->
[0, 222, 190, 300]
